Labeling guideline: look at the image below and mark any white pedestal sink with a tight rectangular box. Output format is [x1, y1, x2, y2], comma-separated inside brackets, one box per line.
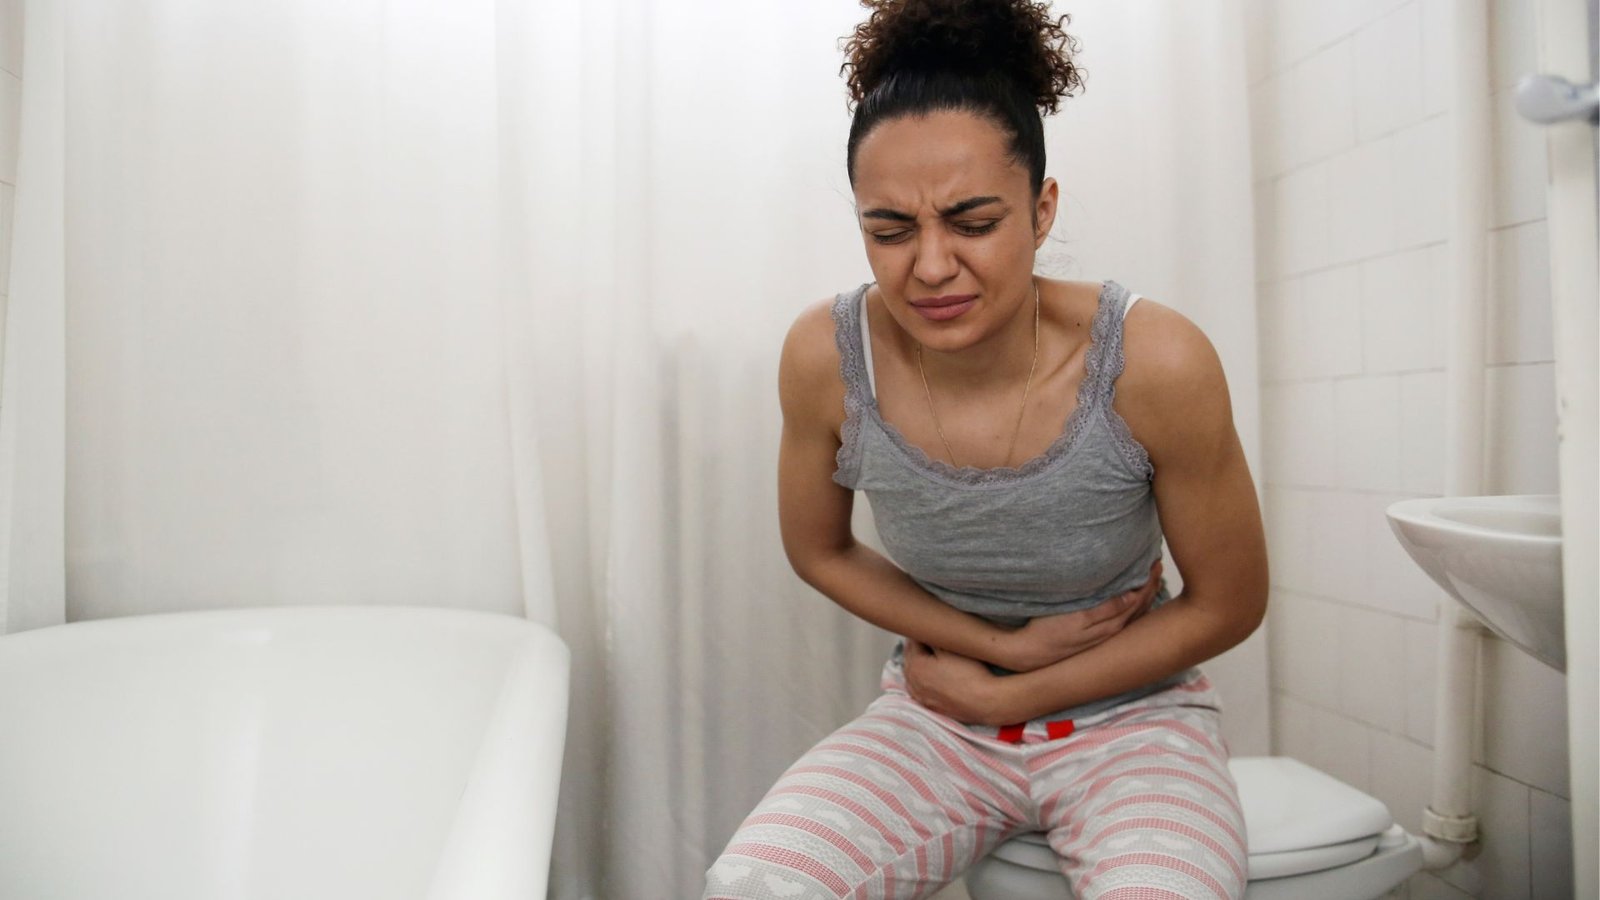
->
[1386, 495, 1564, 671]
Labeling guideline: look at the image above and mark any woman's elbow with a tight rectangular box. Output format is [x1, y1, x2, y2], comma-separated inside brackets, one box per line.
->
[783, 540, 849, 590]
[1224, 576, 1270, 647]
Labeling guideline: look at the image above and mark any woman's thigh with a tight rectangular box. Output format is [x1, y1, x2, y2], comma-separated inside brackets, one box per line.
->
[704, 690, 1033, 900]
[1034, 677, 1248, 900]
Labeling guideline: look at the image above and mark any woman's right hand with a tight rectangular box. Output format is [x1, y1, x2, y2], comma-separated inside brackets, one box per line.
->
[1004, 559, 1163, 672]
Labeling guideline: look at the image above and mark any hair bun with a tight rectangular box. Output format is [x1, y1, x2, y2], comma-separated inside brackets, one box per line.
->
[842, 0, 1082, 113]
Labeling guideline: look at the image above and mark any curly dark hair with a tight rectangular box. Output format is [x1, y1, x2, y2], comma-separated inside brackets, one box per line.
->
[841, 0, 1082, 114]
[840, 0, 1084, 195]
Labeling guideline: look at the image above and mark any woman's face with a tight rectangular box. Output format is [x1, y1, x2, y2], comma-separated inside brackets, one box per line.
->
[851, 109, 1057, 354]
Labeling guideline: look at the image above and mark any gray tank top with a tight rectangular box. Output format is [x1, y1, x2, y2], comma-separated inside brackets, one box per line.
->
[831, 280, 1193, 720]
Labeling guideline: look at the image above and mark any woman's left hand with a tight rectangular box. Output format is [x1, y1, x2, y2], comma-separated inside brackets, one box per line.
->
[902, 639, 1015, 726]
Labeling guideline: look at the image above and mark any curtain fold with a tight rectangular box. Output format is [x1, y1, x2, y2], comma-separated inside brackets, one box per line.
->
[0, 0, 64, 635]
[0, 2, 1265, 898]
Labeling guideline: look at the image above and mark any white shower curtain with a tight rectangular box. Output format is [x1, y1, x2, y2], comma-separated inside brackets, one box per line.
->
[0, 2, 1265, 898]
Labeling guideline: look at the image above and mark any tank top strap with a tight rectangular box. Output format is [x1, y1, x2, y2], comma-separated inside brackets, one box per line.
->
[830, 284, 874, 403]
[1082, 280, 1137, 411]
[1082, 280, 1155, 479]
[829, 284, 875, 487]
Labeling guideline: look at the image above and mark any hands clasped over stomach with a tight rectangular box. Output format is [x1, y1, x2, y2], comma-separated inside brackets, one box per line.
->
[900, 559, 1162, 725]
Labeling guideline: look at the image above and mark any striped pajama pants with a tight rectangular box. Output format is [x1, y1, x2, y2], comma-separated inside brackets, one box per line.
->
[703, 661, 1247, 900]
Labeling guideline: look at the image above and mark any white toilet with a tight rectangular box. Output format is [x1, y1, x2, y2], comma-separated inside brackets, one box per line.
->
[965, 757, 1425, 900]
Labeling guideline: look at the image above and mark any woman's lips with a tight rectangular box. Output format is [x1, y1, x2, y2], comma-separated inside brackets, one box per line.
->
[910, 294, 978, 322]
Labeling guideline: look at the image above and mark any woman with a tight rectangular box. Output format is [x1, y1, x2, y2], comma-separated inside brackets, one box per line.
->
[705, 2, 1268, 898]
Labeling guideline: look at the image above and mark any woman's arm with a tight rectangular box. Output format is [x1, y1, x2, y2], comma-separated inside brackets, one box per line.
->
[778, 300, 1153, 673]
[903, 299, 1269, 725]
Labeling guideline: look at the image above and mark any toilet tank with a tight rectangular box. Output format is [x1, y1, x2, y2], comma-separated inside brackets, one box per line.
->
[0, 606, 570, 900]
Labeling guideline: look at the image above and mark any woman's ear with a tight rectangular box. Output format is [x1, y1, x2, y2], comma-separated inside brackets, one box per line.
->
[1033, 177, 1060, 248]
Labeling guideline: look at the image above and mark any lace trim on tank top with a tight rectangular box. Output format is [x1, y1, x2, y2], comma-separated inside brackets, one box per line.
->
[832, 281, 1155, 488]
[1087, 283, 1156, 479]
[831, 286, 872, 487]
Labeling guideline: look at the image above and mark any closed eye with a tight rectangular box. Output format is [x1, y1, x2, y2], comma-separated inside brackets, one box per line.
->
[954, 220, 1000, 236]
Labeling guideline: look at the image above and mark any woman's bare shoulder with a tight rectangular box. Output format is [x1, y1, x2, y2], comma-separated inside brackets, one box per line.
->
[778, 296, 850, 432]
[1115, 297, 1233, 456]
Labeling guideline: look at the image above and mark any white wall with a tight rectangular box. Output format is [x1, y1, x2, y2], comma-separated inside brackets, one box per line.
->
[1244, 1, 1574, 898]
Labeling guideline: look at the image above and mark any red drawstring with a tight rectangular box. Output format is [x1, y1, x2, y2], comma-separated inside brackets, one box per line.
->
[996, 719, 1075, 744]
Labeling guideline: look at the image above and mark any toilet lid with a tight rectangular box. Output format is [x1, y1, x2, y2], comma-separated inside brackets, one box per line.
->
[989, 757, 1396, 881]
[1229, 757, 1393, 855]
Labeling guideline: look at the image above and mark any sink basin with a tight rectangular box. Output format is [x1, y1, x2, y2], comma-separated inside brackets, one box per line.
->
[1386, 495, 1565, 670]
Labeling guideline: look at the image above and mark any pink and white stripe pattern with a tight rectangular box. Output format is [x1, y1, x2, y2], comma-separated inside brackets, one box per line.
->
[703, 669, 1245, 900]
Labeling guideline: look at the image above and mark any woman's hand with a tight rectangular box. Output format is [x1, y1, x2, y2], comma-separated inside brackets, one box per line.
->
[901, 640, 1018, 726]
[1004, 560, 1163, 672]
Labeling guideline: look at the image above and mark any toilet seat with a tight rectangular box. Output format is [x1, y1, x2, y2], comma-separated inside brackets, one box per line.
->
[1246, 833, 1380, 879]
[990, 829, 1383, 882]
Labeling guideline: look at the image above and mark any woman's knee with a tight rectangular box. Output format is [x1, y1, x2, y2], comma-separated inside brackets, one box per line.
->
[703, 830, 873, 900]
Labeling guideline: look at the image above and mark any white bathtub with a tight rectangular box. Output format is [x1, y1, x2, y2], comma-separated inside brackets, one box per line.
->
[0, 606, 569, 900]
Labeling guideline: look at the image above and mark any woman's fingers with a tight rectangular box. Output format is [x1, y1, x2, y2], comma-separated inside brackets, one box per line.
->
[1089, 567, 1163, 637]
[1083, 590, 1141, 625]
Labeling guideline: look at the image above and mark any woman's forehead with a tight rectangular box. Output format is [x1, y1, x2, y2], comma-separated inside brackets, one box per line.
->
[852, 111, 1029, 210]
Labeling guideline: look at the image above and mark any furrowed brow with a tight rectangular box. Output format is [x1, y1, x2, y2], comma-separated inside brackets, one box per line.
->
[937, 196, 1002, 217]
[859, 196, 1003, 222]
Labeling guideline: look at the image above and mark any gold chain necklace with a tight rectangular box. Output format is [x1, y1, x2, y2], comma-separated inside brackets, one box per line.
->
[914, 282, 1040, 469]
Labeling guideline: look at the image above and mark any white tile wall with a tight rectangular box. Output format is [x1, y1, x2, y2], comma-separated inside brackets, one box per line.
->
[1262, 382, 1338, 486]
[1403, 617, 1441, 745]
[1247, 0, 1572, 896]
[1298, 266, 1365, 378]
[1328, 138, 1399, 263]
[1488, 221, 1554, 365]
[1361, 245, 1448, 374]
[1419, 0, 1451, 117]
[1272, 163, 1332, 274]
[1267, 592, 1343, 708]
[1279, 43, 1358, 172]
[1411, 872, 1475, 899]
[1370, 729, 1435, 834]
[1529, 789, 1574, 900]
[1309, 703, 1374, 791]
[1438, 766, 1534, 898]
[1266, 0, 1352, 72]
[1478, 637, 1570, 797]
[1484, 363, 1560, 495]
[1335, 377, 1404, 491]
[1354, 4, 1424, 141]
[1339, 603, 1409, 732]
[1263, 487, 1315, 589]
[1270, 689, 1317, 760]
[1390, 116, 1451, 248]
[1492, 88, 1549, 228]
[1399, 372, 1447, 494]
[1309, 489, 1367, 603]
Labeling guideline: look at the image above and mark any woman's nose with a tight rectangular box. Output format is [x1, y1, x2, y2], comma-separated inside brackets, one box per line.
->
[911, 231, 959, 288]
